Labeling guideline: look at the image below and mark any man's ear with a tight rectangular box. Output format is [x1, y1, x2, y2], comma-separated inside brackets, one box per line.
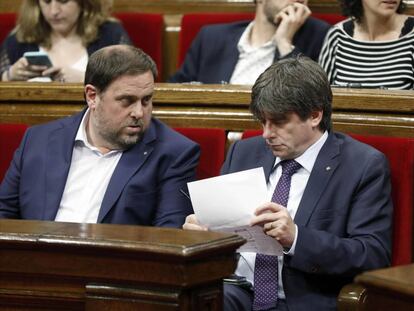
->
[310, 110, 323, 127]
[85, 84, 98, 110]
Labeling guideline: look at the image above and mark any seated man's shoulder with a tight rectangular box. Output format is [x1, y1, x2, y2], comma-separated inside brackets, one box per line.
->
[151, 119, 199, 149]
[25, 114, 81, 137]
[232, 135, 266, 153]
[304, 16, 331, 32]
[199, 20, 251, 37]
[98, 20, 129, 39]
[334, 132, 387, 161]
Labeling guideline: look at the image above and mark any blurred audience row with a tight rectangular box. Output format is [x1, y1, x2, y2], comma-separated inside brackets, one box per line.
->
[1, 0, 412, 90]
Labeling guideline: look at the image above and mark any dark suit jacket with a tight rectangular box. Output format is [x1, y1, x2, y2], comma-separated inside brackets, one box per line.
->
[0, 111, 200, 228]
[169, 18, 331, 83]
[221, 132, 392, 311]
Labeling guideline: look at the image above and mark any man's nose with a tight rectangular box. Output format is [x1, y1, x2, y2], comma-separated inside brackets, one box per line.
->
[130, 102, 144, 118]
[262, 121, 274, 139]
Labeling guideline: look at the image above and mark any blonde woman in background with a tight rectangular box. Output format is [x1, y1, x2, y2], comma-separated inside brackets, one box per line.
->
[0, 0, 131, 82]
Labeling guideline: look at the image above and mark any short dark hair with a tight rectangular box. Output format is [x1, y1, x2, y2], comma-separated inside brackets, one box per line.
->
[250, 56, 332, 132]
[339, 0, 406, 23]
[85, 45, 158, 93]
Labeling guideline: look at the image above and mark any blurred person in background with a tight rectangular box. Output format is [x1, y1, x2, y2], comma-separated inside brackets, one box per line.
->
[0, 0, 131, 83]
[169, 0, 330, 84]
[319, 0, 413, 89]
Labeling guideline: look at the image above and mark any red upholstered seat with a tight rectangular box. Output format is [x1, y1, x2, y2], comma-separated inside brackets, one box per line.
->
[349, 134, 414, 266]
[242, 129, 262, 140]
[178, 13, 254, 66]
[0, 123, 28, 183]
[242, 129, 414, 266]
[114, 13, 164, 79]
[174, 128, 226, 180]
[0, 13, 17, 44]
[312, 13, 346, 25]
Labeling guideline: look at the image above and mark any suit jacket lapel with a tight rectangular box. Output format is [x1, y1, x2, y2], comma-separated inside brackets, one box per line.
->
[295, 133, 341, 226]
[97, 121, 156, 222]
[43, 112, 84, 220]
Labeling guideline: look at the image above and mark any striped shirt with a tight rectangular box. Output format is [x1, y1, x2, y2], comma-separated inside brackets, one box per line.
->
[319, 17, 414, 90]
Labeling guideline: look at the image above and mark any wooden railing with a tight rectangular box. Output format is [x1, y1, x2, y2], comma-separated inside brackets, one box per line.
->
[338, 264, 414, 311]
[0, 219, 245, 310]
[0, 82, 413, 138]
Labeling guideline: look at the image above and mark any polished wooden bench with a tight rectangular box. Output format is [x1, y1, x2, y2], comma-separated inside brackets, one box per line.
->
[0, 219, 245, 310]
[338, 264, 414, 311]
[0, 82, 412, 138]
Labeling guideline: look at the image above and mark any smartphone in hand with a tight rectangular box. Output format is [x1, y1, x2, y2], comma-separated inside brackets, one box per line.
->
[23, 51, 53, 67]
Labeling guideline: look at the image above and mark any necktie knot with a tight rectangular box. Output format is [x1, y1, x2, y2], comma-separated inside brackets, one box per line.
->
[280, 159, 301, 177]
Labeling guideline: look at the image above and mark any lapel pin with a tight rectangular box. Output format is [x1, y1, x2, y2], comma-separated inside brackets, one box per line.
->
[326, 166, 331, 171]
[143, 151, 148, 156]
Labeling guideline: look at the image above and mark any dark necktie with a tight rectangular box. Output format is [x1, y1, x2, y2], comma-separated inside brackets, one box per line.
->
[253, 159, 302, 310]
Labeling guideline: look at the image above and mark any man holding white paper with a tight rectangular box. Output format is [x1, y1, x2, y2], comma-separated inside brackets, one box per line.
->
[183, 56, 392, 311]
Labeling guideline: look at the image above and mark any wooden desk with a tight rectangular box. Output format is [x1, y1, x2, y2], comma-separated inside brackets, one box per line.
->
[0, 219, 245, 310]
[338, 264, 414, 311]
[0, 82, 413, 138]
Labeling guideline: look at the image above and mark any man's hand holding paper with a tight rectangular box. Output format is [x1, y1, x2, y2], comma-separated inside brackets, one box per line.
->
[186, 167, 283, 255]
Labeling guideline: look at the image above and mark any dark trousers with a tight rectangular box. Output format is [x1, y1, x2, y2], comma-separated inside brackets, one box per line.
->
[224, 284, 289, 311]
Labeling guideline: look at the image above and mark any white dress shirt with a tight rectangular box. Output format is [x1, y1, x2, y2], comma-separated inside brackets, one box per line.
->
[229, 22, 276, 85]
[55, 110, 123, 223]
[235, 131, 328, 299]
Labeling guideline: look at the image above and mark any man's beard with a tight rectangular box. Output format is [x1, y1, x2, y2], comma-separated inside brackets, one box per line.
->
[94, 114, 145, 151]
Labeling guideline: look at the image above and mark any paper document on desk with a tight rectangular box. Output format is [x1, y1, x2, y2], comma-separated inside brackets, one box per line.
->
[187, 167, 283, 255]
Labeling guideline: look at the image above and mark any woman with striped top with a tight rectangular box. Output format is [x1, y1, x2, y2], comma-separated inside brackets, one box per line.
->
[319, 0, 414, 90]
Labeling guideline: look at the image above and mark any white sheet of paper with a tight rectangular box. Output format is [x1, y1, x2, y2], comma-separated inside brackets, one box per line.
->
[188, 167, 267, 229]
[187, 167, 283, 255]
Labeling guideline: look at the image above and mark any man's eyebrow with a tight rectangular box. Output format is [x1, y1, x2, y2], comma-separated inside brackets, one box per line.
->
[115, 94, 138, 101]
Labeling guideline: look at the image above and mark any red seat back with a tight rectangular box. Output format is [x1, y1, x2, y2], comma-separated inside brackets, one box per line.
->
[178, 13, 254, 66]
[349, 134, 414, 266]
[0, 13, 17, 44]
[0, 123, 28, 183]
[242, 130, 414, 265]
[174, 128, 226, 180]
[113, 13, 164, 80]
[312, 13, 346, 25]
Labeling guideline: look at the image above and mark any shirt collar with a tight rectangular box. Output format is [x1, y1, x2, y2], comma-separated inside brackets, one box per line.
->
[274, 131, 329, 173]
[75, 108, 90, 146]
[237, 22, 275, 54]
